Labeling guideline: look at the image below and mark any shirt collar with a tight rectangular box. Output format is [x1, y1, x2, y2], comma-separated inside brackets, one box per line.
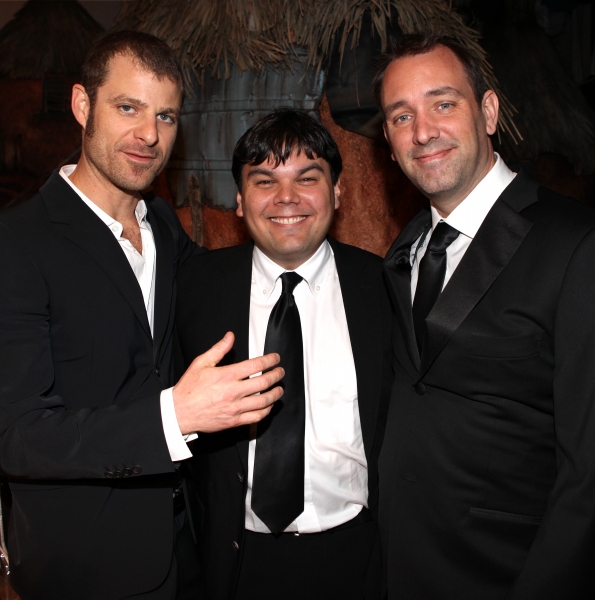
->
[252, 240, 333, 299]
[430, 153, 517, 239]
[59, 164, 148, 231]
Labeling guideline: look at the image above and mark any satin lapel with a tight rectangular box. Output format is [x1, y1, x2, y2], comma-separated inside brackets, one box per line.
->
[148, 204, 174, 362]
[330, 238, 379, 459]
[419, 184, 536, 378]
[384, 210, 431, 372]
[42, 172, 151, 340]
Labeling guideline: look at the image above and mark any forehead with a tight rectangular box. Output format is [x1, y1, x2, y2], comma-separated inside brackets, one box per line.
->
[243, 149, 331, 176]
[381, 46, 471, 105]
[98, 53, 181, 101]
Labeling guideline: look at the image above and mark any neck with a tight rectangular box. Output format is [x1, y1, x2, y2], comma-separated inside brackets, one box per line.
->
[428, 150, 496, 218]
[69, 153, 140, 223]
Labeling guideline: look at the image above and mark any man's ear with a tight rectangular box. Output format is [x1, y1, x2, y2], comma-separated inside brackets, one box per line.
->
[333, 176, 341, 210]
[236, 190, 244, 218]
[71, 84, 90, 129]
[482, 90, 499, 136]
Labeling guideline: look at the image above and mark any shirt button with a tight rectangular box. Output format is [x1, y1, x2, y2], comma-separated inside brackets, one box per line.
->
[263, 289, 267, 295]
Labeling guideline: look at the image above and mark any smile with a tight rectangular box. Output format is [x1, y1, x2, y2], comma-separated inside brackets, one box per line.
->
[123, 152, 157, 163]
[269, 216, 307, 224]
[414, 148, 453, 163]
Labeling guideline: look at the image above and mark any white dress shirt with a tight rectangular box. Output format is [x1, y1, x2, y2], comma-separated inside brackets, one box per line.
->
[59, 166, 193, 461]
[244, 242, 368, 534]
[410, 153, 517, 299]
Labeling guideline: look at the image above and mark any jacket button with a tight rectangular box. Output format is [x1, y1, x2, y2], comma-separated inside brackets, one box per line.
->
[155, 367, 160, 377]
[104, 471, 114, 479]
[414, 382, 426, 395]
[123, 468, 133, 477]
[132, 465, 142, 474]
[232, 541, 239, 551]
[114, 471, 123, 478]
[236, 472, 244, 483]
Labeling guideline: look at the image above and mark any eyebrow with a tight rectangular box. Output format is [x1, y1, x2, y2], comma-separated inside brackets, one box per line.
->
[108, 94, 180, 116]
[246, 163, 325, 179]
[384, 86, 465, 116]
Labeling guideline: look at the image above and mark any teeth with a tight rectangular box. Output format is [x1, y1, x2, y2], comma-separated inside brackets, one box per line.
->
[270, 216, 306, 224]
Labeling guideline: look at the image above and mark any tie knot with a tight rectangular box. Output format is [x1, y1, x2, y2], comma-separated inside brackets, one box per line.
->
[427, 222, 459, 253]
[280, 271, 303, 295]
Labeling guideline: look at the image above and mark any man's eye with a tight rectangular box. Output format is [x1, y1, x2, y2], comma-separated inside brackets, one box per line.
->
[120, 105, 134, 113]
[439, 102, 452, 110]
[158, 114, 175, 124]
[396, 114, 410, 123]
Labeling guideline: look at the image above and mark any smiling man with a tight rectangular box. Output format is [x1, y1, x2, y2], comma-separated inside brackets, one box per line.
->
[175, 109, 392, 600]
[377, 32, 595, 599]
[0, 31, 285, 600]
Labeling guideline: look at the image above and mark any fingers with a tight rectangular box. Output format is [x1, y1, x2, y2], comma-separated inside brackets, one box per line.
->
[224, 352, 281, 381]
[190, 332, 235, 370]
[235, 386, 285, 426]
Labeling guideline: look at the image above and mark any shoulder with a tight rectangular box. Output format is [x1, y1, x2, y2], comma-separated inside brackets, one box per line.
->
[328, 237, 383, 271]
[178, 243, 252, 287]
[0, 192, 47, 230]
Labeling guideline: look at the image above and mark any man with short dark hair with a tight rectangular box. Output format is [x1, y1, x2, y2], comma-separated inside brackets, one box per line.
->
[0, 30, 283, 600]
[176, 108, 392, 600]
[377, 32, 595, 599]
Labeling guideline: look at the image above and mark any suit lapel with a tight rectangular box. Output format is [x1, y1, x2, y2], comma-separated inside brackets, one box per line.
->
[419, 173, 537, 377]
[42, 172, 151, 340]
[210, 243, 253, 474]
[148, 203, 174, 361]
[384, 210, 431, 372]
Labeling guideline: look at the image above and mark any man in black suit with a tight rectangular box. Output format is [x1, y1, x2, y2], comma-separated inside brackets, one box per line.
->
[376, 32, 595, 599]
[175, 109, 392, 600]
[0, 31, 283, 600]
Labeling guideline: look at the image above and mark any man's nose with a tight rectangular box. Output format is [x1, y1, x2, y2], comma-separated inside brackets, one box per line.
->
[134, 116, 159, 146]
[274, 182, 300, 204]
[412, 112, 440, 146]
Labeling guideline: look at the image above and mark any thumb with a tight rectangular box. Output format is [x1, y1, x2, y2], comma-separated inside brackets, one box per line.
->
[191, 332, 235, 369]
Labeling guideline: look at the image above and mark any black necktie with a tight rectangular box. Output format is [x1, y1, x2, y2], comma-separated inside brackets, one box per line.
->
[252, 271, 305, 535]
[412, 222, 459, 353]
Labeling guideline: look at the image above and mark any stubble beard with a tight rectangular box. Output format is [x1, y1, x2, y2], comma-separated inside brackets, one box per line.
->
[83, 128, 168, 193]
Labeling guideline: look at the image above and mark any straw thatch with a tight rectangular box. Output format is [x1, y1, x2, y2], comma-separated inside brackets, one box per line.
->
[0, 0, 104, 79]
[117, 0, 520, 143]
[116, 0, 301, 80]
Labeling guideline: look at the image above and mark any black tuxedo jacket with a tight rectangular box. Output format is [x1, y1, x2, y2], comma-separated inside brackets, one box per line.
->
[0, 172, 203, 599]
[381, 171, 595, 599]
[175, 238, 393, 600]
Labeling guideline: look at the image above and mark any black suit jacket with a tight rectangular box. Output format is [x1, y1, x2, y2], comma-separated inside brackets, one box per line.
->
[175, 238, 392, 600]
[0, 172, 203, 599]
[381, 171, 595, 599]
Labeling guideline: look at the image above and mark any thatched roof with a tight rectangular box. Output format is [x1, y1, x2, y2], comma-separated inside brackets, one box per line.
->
[117, 0, 521, 144]
[0, 0, 104, 79]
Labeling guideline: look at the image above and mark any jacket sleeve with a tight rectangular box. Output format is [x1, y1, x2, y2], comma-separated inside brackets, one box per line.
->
[0, 221, 175, 481]
[509, 226, 595, 598]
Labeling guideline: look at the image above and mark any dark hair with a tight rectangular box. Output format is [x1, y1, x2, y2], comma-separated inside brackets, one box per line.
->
[373, 32, 489, 111]
[232, 108, 343, 190]
[81, 30, 184, 108]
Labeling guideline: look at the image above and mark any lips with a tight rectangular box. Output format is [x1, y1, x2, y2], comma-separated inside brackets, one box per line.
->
[411, 145, 456, 163]
[120, 147, 160, 163]
[269, 216, 307, 224]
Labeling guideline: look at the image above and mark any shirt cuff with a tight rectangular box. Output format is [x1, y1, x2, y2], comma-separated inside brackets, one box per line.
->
[160, 387, 198, 461]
